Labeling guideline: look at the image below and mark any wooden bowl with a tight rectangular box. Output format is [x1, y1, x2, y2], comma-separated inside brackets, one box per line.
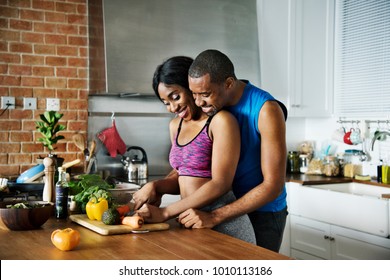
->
[0, 201, 54, 230]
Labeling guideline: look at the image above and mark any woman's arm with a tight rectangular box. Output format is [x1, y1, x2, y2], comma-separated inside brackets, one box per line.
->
[133, 119, 181, 209]
[138, 111, 241, 222]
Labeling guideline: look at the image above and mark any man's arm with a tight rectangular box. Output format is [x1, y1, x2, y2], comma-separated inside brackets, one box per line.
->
[178, 101, 286, 228]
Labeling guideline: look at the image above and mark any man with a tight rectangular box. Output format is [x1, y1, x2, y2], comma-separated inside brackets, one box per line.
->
[178, 49, 288, 252]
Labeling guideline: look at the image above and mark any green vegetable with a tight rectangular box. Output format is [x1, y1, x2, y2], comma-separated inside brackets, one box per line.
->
[102, 208, 121, 225]
[6, 202, 48, 209]
[68, 174, 114, 213]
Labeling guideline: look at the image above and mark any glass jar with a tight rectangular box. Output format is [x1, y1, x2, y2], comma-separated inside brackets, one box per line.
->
[322, 156, 340, 177]
[343, 150, 363, 178]
[299, 154, 309, 173]
[287, 151, 300, 173]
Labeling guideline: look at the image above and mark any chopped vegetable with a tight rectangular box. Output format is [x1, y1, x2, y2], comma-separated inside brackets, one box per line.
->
[116, 204, 131, 216]
[6, 202, 49, 209]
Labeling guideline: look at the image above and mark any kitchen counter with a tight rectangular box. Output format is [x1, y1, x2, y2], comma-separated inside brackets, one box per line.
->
[0, 216, 290, 260]
[286, 173, 390, 188]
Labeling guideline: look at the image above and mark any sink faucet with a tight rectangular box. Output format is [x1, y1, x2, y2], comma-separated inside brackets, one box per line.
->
[371, 131, 390, 151]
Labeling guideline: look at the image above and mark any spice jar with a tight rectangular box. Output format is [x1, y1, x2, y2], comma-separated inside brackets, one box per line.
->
[287, 151, 300, 173]
[322, 156, 340, 177]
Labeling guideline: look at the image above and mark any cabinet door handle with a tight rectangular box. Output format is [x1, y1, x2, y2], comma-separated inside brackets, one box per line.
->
[329, 237, 335, 241]
[324, 235, 329, 239]
[291, 104, 301, 108]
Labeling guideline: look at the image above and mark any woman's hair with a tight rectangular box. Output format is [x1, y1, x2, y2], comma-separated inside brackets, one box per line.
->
[152, 56, 194, 100]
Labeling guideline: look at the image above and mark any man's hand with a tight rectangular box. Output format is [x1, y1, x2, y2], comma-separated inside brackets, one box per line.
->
[178, 208, 216, 229]
[132, 182, 162, 210]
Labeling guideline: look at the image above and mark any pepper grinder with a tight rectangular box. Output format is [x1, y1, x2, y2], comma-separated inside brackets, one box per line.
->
[43, 156, 55, 202]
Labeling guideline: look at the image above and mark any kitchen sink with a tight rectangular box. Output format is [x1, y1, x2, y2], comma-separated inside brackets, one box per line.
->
[288, 182, 390, 237]
[306, 182, 390, 198]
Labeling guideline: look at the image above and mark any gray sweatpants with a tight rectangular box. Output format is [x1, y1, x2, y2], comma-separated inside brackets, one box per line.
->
[202, 191, 256, 244]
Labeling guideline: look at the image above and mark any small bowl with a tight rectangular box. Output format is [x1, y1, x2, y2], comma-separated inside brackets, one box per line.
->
[108, 183, 140, 205]
[0, 201, 54, 230]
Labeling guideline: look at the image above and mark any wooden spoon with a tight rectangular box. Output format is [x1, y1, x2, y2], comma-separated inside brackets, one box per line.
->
[72, 134, 85, 151]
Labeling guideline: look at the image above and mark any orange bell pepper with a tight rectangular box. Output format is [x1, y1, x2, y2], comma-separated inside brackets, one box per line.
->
[51, 228, 80, 251]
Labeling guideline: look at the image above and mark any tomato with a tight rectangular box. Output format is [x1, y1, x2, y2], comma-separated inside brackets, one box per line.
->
[51, 228, 80, 251]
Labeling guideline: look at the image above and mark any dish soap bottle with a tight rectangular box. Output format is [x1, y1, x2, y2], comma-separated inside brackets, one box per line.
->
[55, 167, 69, 219]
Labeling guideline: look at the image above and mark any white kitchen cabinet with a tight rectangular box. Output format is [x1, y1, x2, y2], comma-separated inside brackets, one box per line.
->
[257, 0, 334, 117]
[290, 215, 390, 260]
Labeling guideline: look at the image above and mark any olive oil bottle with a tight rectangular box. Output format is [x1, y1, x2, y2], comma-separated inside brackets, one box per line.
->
[55, 167, 69, 219]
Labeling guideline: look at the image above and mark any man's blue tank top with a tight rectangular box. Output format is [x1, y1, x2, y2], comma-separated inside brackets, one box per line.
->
[226, 81, 287, 212]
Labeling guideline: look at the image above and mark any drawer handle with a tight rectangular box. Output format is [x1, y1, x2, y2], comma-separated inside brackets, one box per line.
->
[324, 235, 329, 239]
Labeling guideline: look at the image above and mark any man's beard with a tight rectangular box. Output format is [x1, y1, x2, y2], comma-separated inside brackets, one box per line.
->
[203, 106, 218, 117]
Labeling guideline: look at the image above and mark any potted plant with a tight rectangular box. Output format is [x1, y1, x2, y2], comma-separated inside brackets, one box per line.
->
[36, 111, 66, 155]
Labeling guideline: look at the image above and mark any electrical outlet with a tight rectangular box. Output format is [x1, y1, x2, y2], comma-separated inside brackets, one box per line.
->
[23, 97, 37, 110]
[46, 98, 60, 111]
[1, 97, 15, 109]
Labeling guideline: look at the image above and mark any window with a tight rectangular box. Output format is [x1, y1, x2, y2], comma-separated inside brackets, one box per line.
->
[334, 0, 390, 117]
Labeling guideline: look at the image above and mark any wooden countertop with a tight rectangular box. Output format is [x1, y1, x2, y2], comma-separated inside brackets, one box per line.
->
[0, 217, 291, 260]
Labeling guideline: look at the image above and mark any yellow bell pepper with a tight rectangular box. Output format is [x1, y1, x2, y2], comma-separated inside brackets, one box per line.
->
[86, 196, 108, 221]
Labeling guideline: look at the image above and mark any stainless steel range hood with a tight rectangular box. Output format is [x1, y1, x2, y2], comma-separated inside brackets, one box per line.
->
[102, 0, 260, 95]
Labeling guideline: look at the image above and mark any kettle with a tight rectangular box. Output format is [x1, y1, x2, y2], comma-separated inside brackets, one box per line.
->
[121, 146, 148, 182]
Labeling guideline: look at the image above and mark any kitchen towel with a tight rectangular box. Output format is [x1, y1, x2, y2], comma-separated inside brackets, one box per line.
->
[97, 118, 126, 157]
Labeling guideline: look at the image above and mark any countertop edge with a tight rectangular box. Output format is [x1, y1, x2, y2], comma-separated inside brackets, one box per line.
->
[286, 174, 390, 188]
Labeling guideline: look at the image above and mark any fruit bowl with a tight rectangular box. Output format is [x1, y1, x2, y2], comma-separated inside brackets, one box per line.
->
[0, 201, 54, 230]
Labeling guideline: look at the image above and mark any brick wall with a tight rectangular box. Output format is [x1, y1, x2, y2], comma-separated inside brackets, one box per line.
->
[0, 0, 90, 178]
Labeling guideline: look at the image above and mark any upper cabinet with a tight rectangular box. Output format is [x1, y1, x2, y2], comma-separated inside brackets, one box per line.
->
[258, 0, 335, 117]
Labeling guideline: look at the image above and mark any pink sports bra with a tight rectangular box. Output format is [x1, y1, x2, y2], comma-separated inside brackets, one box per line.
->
[169, 117, 213, 178]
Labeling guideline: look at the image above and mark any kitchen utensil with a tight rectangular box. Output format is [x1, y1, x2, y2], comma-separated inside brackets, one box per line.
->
[89, 140, 96, 157]
[72, 134, 85, 151]
[16, 164, 45, 183]
[0, 201, 54, 230]
[62, 159, 81, 170]
[43, 156, 55, 202]
[121, 146, 148, 181]
[69, 214, 169, 235]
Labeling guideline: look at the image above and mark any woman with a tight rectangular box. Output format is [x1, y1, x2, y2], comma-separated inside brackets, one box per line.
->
[133, 56, 255, 244]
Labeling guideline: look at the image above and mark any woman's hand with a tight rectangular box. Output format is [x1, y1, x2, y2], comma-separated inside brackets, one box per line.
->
[132, 182, 162, 210]
[136, 203, 167, 223]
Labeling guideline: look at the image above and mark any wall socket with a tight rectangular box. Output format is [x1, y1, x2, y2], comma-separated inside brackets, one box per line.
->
[1, 96, 16, 109]
[23, 97, 37, 110]
[46, 98, 60, 111]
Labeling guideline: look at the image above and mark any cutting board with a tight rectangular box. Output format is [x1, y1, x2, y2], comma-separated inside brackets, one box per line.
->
[69, 214, 169, 236]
